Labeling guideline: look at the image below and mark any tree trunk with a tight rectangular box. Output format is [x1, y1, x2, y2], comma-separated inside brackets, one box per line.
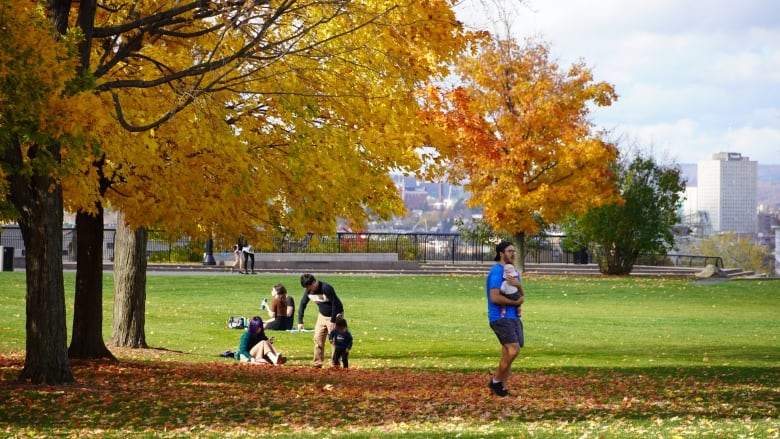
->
[8, 156, 74, 383]
[68, 209, 114, 359]
[110, 212, 149, 348]
[512, 231, 526, 272]
[599, 247, 636, 275]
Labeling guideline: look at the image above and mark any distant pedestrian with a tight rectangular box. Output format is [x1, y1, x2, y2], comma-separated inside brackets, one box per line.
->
[328, 318, 353, 368]
[242, 241, 255, 274]
[232, 243, 243, 273]
[486, 241, 525, 397]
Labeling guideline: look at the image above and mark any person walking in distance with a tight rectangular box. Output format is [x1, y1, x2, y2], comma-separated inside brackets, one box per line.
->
[232, 243, 243, 273]
[298, 273, 344, 368]
[242, 241, 255, 274]
[486, 241, 525, 397]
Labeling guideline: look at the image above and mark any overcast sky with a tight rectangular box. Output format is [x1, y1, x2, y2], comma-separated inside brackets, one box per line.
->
[454, 0, 780, 165]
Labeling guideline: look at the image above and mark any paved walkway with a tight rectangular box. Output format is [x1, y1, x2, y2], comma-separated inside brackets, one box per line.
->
[58, 261, 724, 278]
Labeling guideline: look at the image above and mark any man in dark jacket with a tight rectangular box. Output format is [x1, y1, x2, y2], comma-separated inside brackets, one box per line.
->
[298, 273, 344, 368]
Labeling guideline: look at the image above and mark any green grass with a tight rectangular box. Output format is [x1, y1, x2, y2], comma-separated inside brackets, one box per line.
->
[2, 272, 777, 369]
[1, 272, 778, 438]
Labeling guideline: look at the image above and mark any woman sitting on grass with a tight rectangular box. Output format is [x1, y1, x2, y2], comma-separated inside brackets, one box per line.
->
[235, 316, 286, 365]
[263, 283, 295, 331]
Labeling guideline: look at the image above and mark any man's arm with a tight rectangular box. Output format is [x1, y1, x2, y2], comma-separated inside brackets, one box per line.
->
[323, 283, 344, 321]
[489, 288, 524, 306]
[297, 293, 310, 326]
[504, 276, 521, 288]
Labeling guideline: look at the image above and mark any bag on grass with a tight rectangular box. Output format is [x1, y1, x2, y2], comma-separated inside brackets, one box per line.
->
[226, 316, 247, 329]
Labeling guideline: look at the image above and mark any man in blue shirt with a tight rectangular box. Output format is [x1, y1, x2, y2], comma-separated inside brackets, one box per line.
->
[486, 240, 525, 397]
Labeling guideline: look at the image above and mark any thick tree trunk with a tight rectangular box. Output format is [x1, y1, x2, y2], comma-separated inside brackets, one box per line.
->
[8, 157, 74, 383]
[68, 209, 114, 359]
[512, 231, 526, 272]
[110, 212, 149, 348]
[600, 249, 636, 276]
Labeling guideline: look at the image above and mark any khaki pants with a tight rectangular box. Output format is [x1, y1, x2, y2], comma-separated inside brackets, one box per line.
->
[247, 340, 277, 363]
[313, 313, 335, 367]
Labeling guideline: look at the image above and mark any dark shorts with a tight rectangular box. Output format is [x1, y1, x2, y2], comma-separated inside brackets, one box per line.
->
[490, 318, 524, 347]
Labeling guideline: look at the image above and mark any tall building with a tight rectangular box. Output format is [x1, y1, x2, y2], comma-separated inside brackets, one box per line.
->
[697, 152, 757, 234]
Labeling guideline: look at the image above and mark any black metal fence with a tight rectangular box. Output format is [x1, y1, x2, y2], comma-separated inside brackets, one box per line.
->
[0, 226, 722, 268]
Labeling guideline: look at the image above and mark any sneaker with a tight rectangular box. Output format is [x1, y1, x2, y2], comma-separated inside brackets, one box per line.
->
[488, 380, 509, 397]
[276, 354, 287, 365]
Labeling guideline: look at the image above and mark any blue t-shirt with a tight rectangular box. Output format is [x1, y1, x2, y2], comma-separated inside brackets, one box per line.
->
[486, 263, 520, 322]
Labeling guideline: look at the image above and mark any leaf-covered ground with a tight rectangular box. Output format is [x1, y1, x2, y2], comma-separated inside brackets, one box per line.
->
[1, 350, 778, 438]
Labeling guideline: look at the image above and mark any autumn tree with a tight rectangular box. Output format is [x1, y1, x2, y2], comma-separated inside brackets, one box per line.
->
[0, 1, 103, 383]
[3, 0, 473, 379]
[561, 153, 686, 275]
[422, 37, 619, 266]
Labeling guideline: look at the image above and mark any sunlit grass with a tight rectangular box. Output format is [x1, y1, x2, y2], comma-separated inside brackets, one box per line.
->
[1, 272, 778, 369]
[1, 272, 778, 438]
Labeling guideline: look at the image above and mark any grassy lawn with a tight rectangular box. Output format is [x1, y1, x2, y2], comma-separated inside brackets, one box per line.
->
[0, 271, 778, 438]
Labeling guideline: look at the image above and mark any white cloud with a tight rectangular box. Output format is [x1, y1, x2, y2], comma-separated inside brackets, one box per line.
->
[726, 126, 780, 160]
[455, 0, 780, 164]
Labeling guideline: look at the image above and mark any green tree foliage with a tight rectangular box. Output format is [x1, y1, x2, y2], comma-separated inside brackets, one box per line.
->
[563, 153, 685, 275]
[691, 233, 773, 275]
[453, 218, 505, 246]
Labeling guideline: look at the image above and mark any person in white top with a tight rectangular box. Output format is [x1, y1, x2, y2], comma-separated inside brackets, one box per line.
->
[499, 263, 522, 318]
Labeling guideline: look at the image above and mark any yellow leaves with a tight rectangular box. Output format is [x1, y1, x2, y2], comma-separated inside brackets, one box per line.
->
[0, 3, 74, 117]
[3, 0, 482, 243]
[0, 0, 104, 200]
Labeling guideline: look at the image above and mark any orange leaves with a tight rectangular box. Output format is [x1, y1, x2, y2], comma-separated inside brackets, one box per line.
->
[424, 37, 620, 236]
[0, 355, 777, 436]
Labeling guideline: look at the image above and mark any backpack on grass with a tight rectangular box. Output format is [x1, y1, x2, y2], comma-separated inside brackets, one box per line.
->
[226, 316, 247, 329]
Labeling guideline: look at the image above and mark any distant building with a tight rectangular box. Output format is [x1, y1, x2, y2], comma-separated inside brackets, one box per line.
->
[775, 227, 780, 276]
[403, 190, 429, 210]
[697, 152, 757, 234]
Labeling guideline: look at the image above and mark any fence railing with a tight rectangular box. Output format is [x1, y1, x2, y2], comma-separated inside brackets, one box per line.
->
[0, 226, 722, 268]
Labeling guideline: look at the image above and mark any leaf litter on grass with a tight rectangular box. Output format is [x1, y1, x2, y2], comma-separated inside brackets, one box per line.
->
[1, 352, 778, 437]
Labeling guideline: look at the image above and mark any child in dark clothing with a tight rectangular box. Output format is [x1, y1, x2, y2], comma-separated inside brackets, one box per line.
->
[327, 318, 353, 368]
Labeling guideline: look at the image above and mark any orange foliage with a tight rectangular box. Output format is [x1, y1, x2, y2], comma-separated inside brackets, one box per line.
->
[422, 38, 620, 235]
[0, 354, 775, 436]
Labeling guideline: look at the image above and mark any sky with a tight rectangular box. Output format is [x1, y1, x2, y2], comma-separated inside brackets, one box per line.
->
[454, 0, 780, 165]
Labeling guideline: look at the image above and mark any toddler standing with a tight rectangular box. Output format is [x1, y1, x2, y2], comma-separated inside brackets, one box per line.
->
[328, 318, 353, 368]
